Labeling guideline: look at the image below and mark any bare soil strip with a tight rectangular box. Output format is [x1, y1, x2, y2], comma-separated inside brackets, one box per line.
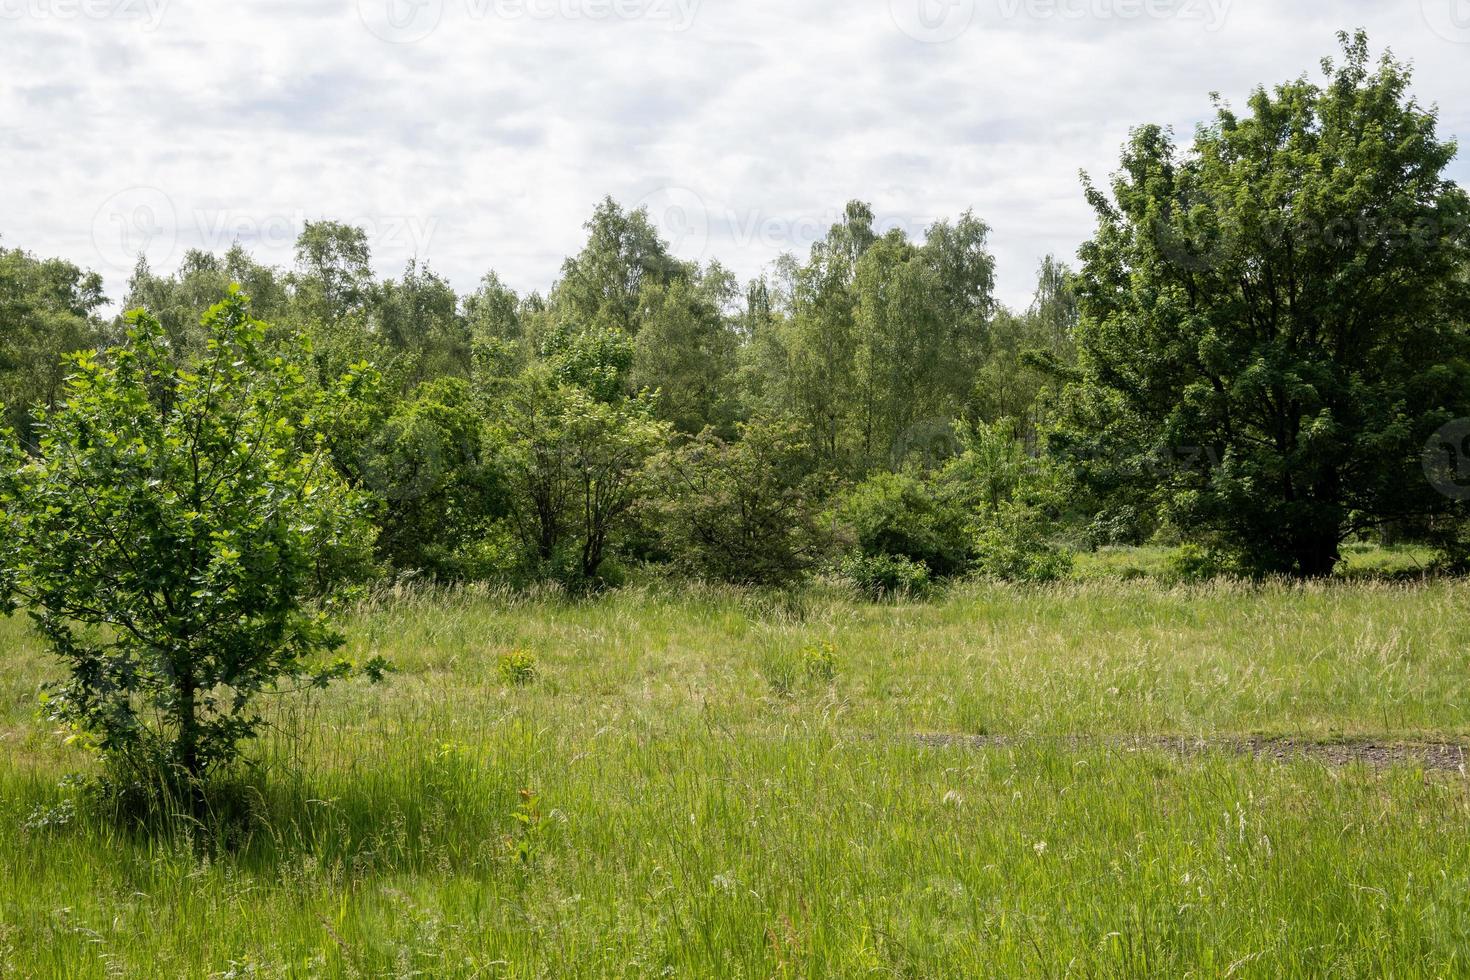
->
[910, 734, 1470, 772]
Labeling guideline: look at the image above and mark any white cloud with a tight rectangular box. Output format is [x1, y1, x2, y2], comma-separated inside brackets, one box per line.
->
[2, 0, 1467, 311]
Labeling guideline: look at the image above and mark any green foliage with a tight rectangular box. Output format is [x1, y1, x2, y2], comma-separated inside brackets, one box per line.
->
[539, 320, 636, 404]
[498, 367, 669, 586]
[1164, 543, 1231, 584]
[838, 552, 931, 600]
[838, 470, 972, 577]
[553, 197, 688, 335]
[972, 503, 1074, 583]
[760, 640, 839, 696]
[291, 220, 373, 324]
[652, 418, 825, 585]
[758, 204, 998, 476]
[356, 377, 507, 581]
[0, 243, 106, 447]
[497, 649, 538, 686]
[968, 255, 1078, 436]
[125, 246, 291, 363]
[1062, 32, 1470, 577]
[632, 271, 740, 435]
[0, 288, 375, 788]
[801, 640, 839, 682]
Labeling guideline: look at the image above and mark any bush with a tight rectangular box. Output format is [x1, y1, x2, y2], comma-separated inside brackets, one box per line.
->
[838, 471, 971, 577]
[0, 290, 377, 794]
[652, 418, 826, 585]
[497, 649, 539, 686]
[972, 504, 1073, 583]
[498, 367, 669, 586]
[1164, 543, 1230, 583]
[355, 377, 508, 581]
[839, 553, 931, 600]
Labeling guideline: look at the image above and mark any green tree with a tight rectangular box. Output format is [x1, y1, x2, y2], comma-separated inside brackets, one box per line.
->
[124, 244, 290, 361]
[358, 377, 507, 580]
[292, 221, 373, 325]
[632, 268, 740, 435]
[0, 289, 375, 791]
[0, 243, 106, 447]
[970, 256, 1079, 437]
[554, 198, 686, 335]
[1062, 32, 1470, 576]
[498, 368, 668, 584]
[370, 259, 472, 387]
[784, 203, 874, 470]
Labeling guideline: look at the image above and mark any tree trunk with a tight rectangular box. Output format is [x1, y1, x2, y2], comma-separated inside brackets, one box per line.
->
[1293, 530, 1341, 578]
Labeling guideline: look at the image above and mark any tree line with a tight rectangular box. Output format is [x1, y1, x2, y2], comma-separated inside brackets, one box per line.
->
[1, 31, 1467, 793]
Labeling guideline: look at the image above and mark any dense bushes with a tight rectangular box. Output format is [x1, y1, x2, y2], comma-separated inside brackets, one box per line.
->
[652, 418, 826, 585]
[838, 471, 972, 578]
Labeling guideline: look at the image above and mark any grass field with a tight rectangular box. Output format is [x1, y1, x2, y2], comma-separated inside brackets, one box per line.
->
[3, 566, 1470, 976]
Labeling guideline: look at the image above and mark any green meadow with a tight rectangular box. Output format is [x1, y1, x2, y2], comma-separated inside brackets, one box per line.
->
[2, 567, 1468, 977]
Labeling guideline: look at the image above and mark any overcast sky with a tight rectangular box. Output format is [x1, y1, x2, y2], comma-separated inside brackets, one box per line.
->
[3, 0, 1468, 311]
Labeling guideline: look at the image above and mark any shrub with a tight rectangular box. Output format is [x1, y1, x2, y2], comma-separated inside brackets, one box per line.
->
[497, 366, 669, 586]
[497, 649, 539, 686]
[760, 641, 839, 696]
[652, 418, 826, 585]
[838, 471, 971, 577]
[972, 504, 1073, 583]
[0, 290, 377, 794]
[839, 553, 931, 600]
[800, 641, 839, 682]
[354, 377, 508, 581]
[1164, 543, 1230, 584]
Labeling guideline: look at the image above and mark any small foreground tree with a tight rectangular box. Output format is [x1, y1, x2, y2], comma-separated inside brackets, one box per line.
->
[0, 288, 377, 795]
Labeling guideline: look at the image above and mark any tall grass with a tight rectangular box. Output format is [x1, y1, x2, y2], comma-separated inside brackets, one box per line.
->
[2, 575, 1468, 976]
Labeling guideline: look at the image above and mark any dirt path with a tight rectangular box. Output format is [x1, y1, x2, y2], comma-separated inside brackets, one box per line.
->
[910, 733, 1470, 772]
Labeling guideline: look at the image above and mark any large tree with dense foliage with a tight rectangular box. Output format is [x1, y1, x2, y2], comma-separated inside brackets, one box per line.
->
[0, 289, 376, 790]
[1061, 32, 1470, 576]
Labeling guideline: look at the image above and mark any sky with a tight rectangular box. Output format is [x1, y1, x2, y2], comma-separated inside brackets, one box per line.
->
[3, 0, 1469, 312]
